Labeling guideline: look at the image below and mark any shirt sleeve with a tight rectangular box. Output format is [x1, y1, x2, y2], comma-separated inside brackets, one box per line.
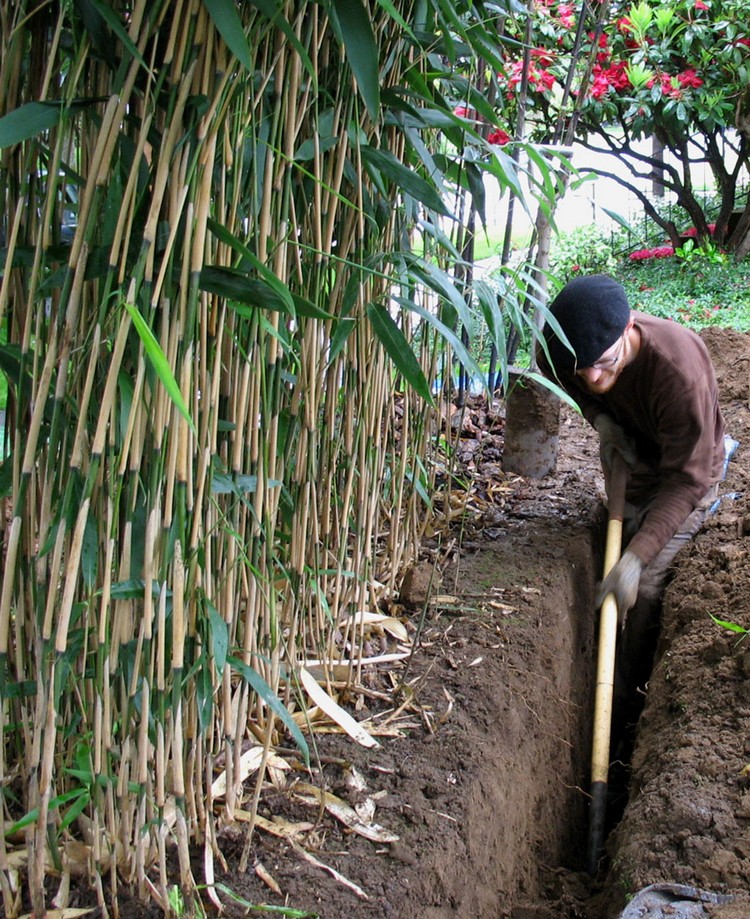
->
[625, 373, 720, 566]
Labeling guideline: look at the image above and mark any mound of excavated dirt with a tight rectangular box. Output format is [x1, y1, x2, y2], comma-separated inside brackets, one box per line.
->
[70, 328, 748, 919]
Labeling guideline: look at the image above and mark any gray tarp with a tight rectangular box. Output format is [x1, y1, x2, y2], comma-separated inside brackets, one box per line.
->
[618, 883, 734, 918]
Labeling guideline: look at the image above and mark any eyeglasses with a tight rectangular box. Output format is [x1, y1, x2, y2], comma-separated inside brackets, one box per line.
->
[583, 333, 625, 372]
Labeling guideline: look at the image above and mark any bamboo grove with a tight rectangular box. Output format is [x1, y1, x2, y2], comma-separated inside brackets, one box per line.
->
[0, 0, 562, 914]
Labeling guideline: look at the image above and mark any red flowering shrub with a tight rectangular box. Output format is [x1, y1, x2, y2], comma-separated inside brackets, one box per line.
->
[487, 129, 511, 145]
[628, 246, 675, 261]
[464, 0, 750, 248]
[681, 224, 716, 238]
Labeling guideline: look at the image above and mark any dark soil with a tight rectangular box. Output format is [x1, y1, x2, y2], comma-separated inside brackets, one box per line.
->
[73, 328, 750, 918]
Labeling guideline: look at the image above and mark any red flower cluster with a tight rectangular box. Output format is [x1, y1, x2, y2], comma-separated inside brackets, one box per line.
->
[557, 3, 574, 28]
[531, 46, 556, 67]
[647, 68, 703, 98]
[591, 60, 631, 98]
[488, 129, 511, 145]
[678, 68, 703, 89]
[536, 0, 575, 26]
[452, 105, 511, 146]
[681, 223, 716, 237]
[628, 246, 675, 261]
[506, 59, 556, 93]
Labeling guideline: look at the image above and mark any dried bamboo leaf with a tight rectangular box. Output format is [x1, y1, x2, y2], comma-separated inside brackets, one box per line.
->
[19, 911, 96, 919]
[292, 781, 399, 844]
[298, 668, 380, 749]
[347, 611, 409, 642]
[233, 812, 314, 839]
[301, 651, 410, 671]
[203, 841, 222, 912]
[254, 860, 282, 895]
[211, 746, 289, 799]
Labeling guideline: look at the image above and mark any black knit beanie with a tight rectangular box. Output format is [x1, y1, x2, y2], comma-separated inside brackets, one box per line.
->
[543, 274, 631, 372]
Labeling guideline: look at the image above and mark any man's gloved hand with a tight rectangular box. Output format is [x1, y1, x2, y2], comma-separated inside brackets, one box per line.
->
[596, 550, 644, 629]
[594, 413, 637, 470]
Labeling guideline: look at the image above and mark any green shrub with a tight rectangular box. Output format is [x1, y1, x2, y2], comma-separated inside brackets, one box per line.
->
[615, 255, 750, 332]
[549, 224, 618, 281]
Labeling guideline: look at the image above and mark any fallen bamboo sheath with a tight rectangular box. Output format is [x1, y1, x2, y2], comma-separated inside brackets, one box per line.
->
[587, 455, 628, 876]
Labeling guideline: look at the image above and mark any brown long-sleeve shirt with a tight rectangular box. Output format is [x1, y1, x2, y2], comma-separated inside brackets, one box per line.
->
[540, 311, 725, 567]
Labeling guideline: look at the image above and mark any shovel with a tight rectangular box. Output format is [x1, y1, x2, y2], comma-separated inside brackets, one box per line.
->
[587, 454, 628, 876]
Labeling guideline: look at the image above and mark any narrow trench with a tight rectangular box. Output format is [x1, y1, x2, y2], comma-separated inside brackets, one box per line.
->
[439, 506, 665, 919]
[512, 512, 661, 918]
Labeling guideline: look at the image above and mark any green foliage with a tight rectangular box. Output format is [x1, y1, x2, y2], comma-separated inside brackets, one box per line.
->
[616, 252, 750, 331]
[674, 237, 728, 267]
[549, 225, 618, 282]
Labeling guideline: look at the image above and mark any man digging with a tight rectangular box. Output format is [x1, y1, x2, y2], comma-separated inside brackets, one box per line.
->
[538, 274, 727, 738]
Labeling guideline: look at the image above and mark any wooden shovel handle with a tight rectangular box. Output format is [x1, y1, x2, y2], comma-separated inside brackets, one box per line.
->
[607, 453, 628, 524]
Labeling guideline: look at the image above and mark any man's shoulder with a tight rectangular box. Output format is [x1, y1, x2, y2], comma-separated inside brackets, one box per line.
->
[633, 309, 696, 337]
[632, 311, 717, 396]
[633, 310, 706, 355]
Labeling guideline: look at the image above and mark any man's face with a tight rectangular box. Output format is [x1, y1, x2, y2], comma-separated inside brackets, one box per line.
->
[575, 332, 626, 394]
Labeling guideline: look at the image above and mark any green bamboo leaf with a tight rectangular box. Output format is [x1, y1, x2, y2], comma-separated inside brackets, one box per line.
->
[405, 459, 432, 510]
[0, 456, 12, 500]
[202, 0, 252, 69]
[199, 267, 293, 315]
[293, 135, 339, 162]
[366, 303, 433, 404]
[110, 578, 148, 600]
[360, 145, 449, 216]
[0, 343, 24, 383]
[481, 146, 526, 204]
[213, 883, 318, 917]
[59, 788, 91, 832]
[200, 266, 334, 319]
[599, 206, 635, 231]
[228, 656, 310, 766]
[73, 0, 111, 59]
[206, 218, 295, 313]
[196, 659, 213, 732]
[330, 0, 380, 120]
[473, 279, 506, 368]
[291, 293, 335, 320]
[0, 102, 63, 148]
[407, 258, 473, 333]
[124, 301, 197, 436]
[5, 787, 88, 837]
[710, 613, 749, 635]
[206, 602, 229, 676]
[524, 370, 582, 414]
[393, 296, 486, 396]
[87, 0, 149, 71]
[465, 160, 486, 229]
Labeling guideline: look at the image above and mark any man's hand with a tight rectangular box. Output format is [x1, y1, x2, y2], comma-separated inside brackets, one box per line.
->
[596, 550, 644, 629]
[594, 413, 637, 470]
